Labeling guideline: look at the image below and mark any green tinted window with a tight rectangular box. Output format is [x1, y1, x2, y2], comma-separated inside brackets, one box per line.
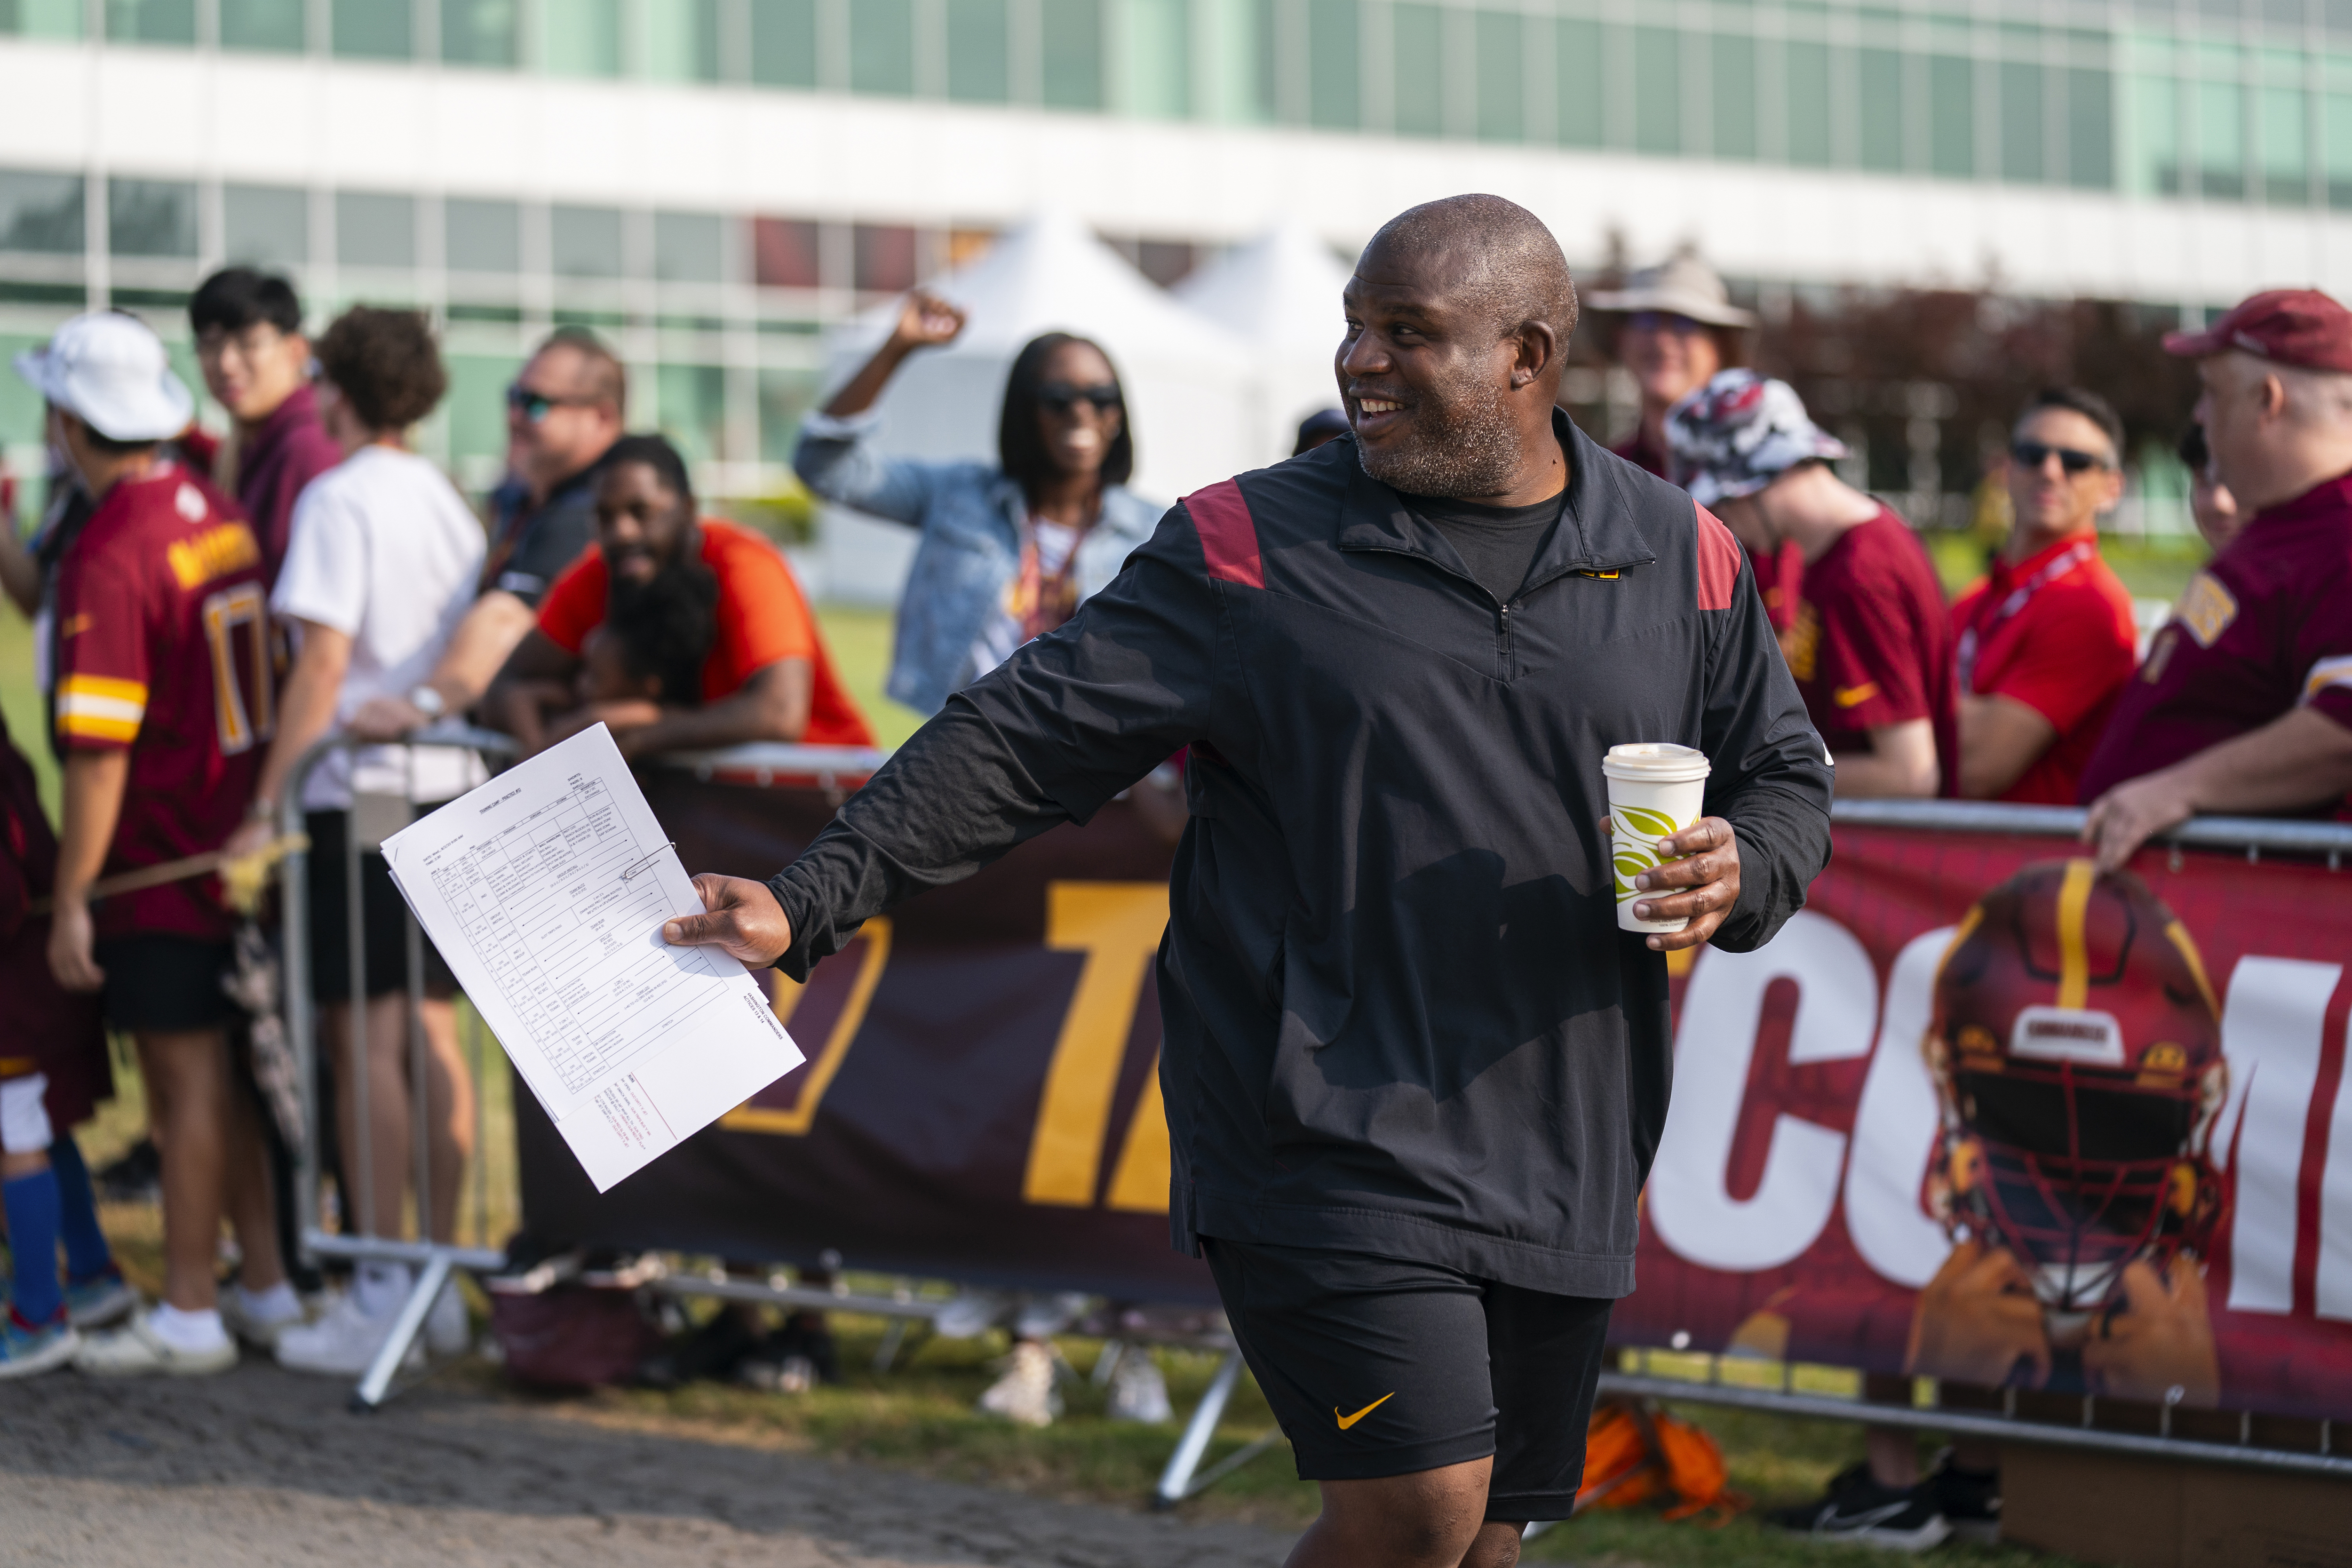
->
[644, 0, 719, 81]
[2198, 79, 2245, 200]
[337, 192, 416, 268]
[1929, 54, 1972, 176]
[445, 355, 526, 464]
[1859, 47, 1901, 170]
[655, 212, 726, 282]
[224, 185, 307, 266]
[1393, 4, 1443, 137]
[657, 364, 727, 464]
[0, 170, 84, 254]
[1042, 0, 1104, 110]
[760, 367, 820, 464]
[540, 0, 619, 74]
[850, 0, 914, 95]
[2328, 94, 2352, 208]
[1787, 41, 1831, 166]
[1557, 18, 1602, 148]
[552, 205, 625, 277]
[446, 197, 520, 272]
[1476, 11, 1522, 143]
[2259, 85, 2308, 203]
[442, 0, 516, 65]
[220, 0, 303, 49]
[1, 0, 85, 38]
[947, 0, 1010, 104]
[1633, 27, 1678, 154]
[2067, 68, 2112, 189]
[2126, 72, 2182, 195]
[106, 0, 195, 43]
[333, 0, 410, 58]
[1308, 0, 1357, 129]
[109, 178, 196, 257]
[2001, 60, 2044, 182]
[750, 0, 816, 88]
[1713, 33, 1756, 161]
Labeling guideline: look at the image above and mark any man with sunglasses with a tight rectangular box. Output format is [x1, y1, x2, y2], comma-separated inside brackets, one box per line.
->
[1586, 255, 1756, 480]
[1948, 389, 2139, 804]
[2082, 289, 2352, 869]
[345, 327, 622, 740]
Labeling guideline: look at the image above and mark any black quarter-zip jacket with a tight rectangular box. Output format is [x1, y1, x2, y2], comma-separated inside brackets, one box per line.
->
[769, 411, 1834, 1298]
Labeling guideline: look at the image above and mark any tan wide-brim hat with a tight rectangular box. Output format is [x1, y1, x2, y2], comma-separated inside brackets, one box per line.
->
[1587, 255, 1758, 330]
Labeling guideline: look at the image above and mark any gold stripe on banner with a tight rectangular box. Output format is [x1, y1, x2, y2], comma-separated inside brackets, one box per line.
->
[2055, 857, 2095, 1010]
[1023, 881, 1169, 1207]
[1103, 1059, 1171, 1213]
[720, 918, 892, 1136]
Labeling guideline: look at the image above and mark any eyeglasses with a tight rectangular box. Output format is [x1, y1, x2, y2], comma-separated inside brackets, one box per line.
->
[1627, 312, 1707, 335]
[2010, 439, 2110, 476]
[506, 383, 599, 422]
[1037, 382, 1122, 414]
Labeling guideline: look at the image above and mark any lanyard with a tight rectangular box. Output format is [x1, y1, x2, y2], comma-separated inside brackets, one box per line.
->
[1956, 539, 2097, 693]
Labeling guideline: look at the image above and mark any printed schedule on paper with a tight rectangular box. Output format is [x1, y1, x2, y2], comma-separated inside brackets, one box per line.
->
[381, 724, 804, 1191]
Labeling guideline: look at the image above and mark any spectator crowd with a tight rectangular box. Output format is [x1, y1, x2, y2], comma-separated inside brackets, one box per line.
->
[0, 248, 2346, 1485]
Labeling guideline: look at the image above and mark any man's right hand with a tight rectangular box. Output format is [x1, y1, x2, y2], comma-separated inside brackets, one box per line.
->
[47, 893, 105, 994]
[663, 874, 795, 968]
[347, 694, 432, 742]
[1904, 1237, 2053, 1388]
[889, 289, 967, 353]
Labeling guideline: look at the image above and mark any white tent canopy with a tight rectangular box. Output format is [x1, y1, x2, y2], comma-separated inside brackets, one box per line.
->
[1174, 222, 1356, 465]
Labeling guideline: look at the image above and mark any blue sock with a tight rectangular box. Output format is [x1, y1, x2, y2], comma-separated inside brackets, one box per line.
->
[46, 1137, 112, 1281]
[2, 1168, 63, 1325]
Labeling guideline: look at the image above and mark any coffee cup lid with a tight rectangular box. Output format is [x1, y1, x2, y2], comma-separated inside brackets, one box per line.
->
[1601, 742, 1711, 783]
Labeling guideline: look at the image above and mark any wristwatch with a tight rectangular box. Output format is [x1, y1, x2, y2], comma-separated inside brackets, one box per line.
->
[408, 684, 447, 719]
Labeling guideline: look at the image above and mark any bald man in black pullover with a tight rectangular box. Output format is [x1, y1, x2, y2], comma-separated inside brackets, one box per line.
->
[667, 195, 1832, 1568]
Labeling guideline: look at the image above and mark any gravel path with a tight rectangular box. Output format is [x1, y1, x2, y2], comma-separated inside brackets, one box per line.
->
[0, 1358, 1292, 1568]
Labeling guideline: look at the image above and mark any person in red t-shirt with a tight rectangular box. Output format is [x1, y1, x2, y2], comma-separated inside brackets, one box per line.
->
[1949, 389, 2140, 804]
[1670, 369, 1957, 798]
[2083, 289, 2352, 868]
[486, 434, 874, 758]
[16, 312, 288, 1376]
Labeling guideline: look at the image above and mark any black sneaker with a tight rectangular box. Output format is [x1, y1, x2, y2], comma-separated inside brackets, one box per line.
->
[1767, 1463, 1952, 1552]
[1928, 1455, 2001, 1546]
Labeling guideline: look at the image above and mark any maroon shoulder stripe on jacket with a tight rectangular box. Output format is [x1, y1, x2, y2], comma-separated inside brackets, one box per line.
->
[1693, 502, 1741, 611]
[1185, 479, 1264, 589]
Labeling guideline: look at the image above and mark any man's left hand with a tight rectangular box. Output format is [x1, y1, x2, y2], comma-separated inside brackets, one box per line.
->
[2083, 768, 2195, 874]
[347, 694, 432, 741]
[2082, 1256, 2220, 1407]
[1622, 815, 1741, 952]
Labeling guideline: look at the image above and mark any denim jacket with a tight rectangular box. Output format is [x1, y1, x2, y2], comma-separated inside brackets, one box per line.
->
[794, 409, 1165, 716]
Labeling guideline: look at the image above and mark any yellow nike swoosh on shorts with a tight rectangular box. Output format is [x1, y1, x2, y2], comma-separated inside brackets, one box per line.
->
[1335, 1392, 1395, 1430]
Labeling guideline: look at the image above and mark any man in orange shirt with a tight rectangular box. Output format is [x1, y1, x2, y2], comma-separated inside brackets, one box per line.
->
[486, 434, 872, 756]
[1950, 388, 2140, 803]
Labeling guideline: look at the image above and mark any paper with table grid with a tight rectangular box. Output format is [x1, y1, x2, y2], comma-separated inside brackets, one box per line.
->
[380, 724, 803, 1192]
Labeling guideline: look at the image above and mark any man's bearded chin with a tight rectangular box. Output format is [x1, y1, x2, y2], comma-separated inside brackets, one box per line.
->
[1355, 377, 1523, 498]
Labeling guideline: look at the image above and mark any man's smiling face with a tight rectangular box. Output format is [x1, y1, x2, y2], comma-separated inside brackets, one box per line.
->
[1337, 241, 1526, 499]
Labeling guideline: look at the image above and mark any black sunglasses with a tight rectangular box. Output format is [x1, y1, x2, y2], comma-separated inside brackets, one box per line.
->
[1038, 381, 1121, 414]
[1627, 311, 1706, 335]
[506, 383, 598, 422]
[2011, 438, 2108, 476]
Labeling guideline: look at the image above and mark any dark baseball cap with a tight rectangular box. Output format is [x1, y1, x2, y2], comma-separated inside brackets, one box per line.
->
[2162, 288, 2352, 373]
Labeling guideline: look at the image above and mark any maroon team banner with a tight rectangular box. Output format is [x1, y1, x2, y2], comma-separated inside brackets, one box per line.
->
[517, 779, 2352, 1416]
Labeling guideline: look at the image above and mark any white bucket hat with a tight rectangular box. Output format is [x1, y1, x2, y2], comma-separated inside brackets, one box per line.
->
[1587, 254, 1758, 330]
[13, 312, 195, 443]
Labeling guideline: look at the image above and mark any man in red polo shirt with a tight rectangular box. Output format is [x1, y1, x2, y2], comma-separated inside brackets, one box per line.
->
[1951, 389, 2140, 803]
[486, 433, 873, 756]
[1671, 369, 1957, 798]
[2082, 290, 2352, 868]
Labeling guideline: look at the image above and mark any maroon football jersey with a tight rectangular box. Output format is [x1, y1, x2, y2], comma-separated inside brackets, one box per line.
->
[2079, 472, 2352, 805]
[51, 464, 272, 940]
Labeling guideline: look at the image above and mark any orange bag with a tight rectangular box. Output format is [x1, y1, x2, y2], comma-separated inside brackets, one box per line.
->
[1574, 1397, 1743, 1523]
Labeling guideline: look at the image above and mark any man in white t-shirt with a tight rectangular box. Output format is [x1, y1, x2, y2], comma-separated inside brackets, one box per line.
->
[227, 308, 485, 1375]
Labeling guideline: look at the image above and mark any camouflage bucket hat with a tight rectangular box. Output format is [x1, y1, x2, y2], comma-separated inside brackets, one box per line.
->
[1664, 368, 1848, 507]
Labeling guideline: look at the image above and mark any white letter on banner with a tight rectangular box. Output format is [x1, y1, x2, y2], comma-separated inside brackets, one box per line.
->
[2220, 957, 2342, 1315]
[1650, 911, 1879, 1272]
[2311, 999, 2352, 1321]
[1843, 927, 1960, 1289]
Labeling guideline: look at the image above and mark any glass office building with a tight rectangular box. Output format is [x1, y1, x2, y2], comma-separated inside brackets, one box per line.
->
[2, 0, 2346, 493]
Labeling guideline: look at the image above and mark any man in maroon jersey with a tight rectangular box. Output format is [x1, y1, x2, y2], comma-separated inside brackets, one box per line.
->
[2082, 289, 2352, 867]
[191, 267, 340, 587]
[1670, 369, 1958, 799]
[14, 312, 292, 1376]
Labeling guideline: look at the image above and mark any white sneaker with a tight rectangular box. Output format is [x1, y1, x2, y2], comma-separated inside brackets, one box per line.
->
[977, 1339, 1062, 1427]
[274, 1293, 423, 1378]
[1107, 1348, 1173, 1423]
[425, 1279, 469, 1357]
[220, 1287, 305, 1350]
[74, 1313, 237, 1378]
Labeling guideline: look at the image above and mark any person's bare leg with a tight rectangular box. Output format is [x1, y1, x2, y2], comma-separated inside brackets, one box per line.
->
[136, 1028, 230, 1312]
[222, 1078, 286, 1290]
[326, 998, 412, 1238]
[417, 998, 474, 1242]
[1286, 1459, 1494, 1568]
[1867, 1425, 1919, 1488]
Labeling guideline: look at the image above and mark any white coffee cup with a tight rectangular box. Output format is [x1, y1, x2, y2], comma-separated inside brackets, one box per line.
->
[1602, 743, 1712, 934]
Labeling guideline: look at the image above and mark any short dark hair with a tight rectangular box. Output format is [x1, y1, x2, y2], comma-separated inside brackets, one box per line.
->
[190, 267, 303, 338]
[2018, 386, 2126, 464]
[55, 407, 158, 458]
[537, 325, 627, 413]
[313, 307, 447, 431]
[606, 560, 717, 707]
[998, 332, 1133, 496]
[599, 432, 697, 517]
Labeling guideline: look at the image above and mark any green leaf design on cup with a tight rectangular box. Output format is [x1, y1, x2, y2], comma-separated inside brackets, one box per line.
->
[1613, 846, 1657, 903]
[1616, 804, 1681, 841]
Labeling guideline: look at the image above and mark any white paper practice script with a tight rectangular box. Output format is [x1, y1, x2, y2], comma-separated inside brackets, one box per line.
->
[380, 724, 803, 1191]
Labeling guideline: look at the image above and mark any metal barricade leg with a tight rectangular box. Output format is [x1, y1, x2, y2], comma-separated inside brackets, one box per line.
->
[1153, 1348, 1245, 1509]
[345, 810, 373, 1241]
[350, 1249, 451, 1412]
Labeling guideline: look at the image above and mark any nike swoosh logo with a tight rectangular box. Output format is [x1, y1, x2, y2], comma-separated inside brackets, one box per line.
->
[1834, 682, 1880, 708]
[1335, 1393, 1394, 1430]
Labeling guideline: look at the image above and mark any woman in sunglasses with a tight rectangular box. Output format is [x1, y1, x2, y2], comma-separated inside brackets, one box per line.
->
[795, 288, 1161, 718]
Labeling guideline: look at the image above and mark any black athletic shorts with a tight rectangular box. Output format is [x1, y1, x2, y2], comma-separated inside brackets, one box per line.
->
[1202, 1236, 1613, 1522]
[305, 809, 459, 1003]
[94, 934, 238, 1032]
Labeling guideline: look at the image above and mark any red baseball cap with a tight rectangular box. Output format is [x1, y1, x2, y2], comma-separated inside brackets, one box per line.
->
[2162, 288, 2352, 373]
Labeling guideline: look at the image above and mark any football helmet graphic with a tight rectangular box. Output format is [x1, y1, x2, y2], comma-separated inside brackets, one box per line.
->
[1925, 859, 2228, 1319]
